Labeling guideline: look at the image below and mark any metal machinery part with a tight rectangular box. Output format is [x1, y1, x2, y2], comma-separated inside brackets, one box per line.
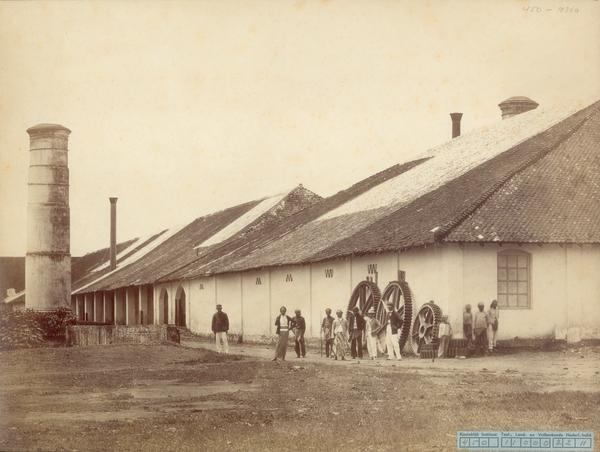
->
[410, 301, 443, 355]
[377, 280, 413, 351]
[347, 280, 381, 317]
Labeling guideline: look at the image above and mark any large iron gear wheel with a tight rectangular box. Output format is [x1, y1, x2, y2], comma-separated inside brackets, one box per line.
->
[347, 280, 381, 316]
[410, 301, 443, 355]
[376, 281, 413, 351]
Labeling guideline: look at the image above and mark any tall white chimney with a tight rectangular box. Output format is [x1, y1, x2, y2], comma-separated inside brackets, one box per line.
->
[25, 124, 71, 311]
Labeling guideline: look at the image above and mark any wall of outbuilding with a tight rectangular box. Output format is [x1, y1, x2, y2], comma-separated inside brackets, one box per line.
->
[152, 243, 600, 344]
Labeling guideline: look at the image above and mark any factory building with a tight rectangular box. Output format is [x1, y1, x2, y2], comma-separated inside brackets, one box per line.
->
[22, 97, 600, 346]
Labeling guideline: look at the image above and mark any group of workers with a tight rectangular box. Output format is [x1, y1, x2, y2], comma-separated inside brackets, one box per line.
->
[211, 299, 500, 359]
[462, 299, 500, 355]
[272, 301, 404, 361]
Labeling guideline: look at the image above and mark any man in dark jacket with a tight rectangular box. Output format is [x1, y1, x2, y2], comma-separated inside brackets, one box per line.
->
[211, 304, 229, 354]
[385, 301, 403, 360]
[273, 306, 293, 361]
[348, 306, 365, 359]
[293, 309, 306, 358]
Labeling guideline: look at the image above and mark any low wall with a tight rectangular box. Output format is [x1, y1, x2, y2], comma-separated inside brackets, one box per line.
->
[66, 324, 180, 346]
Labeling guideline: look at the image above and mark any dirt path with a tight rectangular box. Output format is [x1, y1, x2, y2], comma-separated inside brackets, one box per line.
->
[182, 339, 600, 392]
[1, 343, 598, 451]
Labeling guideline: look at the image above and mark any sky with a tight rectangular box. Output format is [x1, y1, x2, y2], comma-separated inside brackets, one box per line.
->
[1, 0, 599, 257]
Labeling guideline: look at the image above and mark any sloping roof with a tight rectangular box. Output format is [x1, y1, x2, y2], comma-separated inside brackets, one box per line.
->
[1, 240, 136, 304]
[73, 199, 262, 293]
[4, 289, 25, 305]
[72, 98, 600, 289]
[445, 101, 600, 243]
[159, 158, 427, 281]
[311, 99, 600, 259]
[179, 99, 599, 275]
[74, 185, 323, 293]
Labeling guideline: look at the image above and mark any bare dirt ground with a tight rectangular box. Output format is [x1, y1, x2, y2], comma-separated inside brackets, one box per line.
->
[0, 341, 599, 451]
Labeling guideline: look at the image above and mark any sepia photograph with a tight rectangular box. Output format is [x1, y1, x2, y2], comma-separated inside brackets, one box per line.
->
[0, 1, 599, 450]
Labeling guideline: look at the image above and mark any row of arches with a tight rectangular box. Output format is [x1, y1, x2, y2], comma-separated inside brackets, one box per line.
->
[158, 285, 187, 327]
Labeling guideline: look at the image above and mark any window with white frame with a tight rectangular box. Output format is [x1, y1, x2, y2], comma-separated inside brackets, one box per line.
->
[497, 250, 530, 308]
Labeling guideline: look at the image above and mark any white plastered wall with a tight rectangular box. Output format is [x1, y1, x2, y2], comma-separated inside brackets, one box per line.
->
[187, 276, 215, 334]
[149, 243, 599, 343]
[215, 273, 243, 334]
[241, 270, 271, 338]
[270, 265, 311, 335]
[310, 259, 352, 337]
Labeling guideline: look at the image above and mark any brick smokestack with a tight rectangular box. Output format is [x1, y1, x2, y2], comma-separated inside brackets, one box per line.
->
[450, 112, 463, 138]
[25, 124, 71, 311]
[109, 197, 118, 270]
[498, 96, 538, 119]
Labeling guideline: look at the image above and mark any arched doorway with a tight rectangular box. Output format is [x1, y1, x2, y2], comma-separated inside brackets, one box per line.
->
[158, 288, 169, 324]
[175, 285, 187, 327]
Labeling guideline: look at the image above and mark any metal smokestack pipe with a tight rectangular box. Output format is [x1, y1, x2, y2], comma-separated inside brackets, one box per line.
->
[109, 197, 118, 270]
[450, 112, 463, 138]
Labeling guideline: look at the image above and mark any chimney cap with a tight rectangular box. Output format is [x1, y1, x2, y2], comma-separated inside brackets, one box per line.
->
[109, 197, 118, 203]
[498, 96, 539, 119]
[498, 96, 539, 107]
[26, 123, 71, 135]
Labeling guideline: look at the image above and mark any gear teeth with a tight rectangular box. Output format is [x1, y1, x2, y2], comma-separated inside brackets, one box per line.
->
[411, 302, 443, 356]
[347, 280, 381, 316]
[379, 281, 413, 353]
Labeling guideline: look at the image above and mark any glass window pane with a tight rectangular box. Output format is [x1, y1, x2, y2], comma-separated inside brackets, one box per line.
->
[497, 295, 507, 306]
[507, 255, 517, 267]
[498, 282, 507, 294]
[518, 282, 528, 294]
[518, 255, 528, 268]
[498, 255, 507, 267]
[518, 268, 528, 281]
[508, 281, 517, 294]
[518, 294, 529, 307]
[508, 294, 518, 307]
[498, 268, 507, 281]
[508, 269, 517, 281]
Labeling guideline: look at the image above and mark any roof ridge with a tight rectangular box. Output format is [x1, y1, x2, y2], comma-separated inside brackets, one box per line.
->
[433, 100, 600, 243]
[157, 188, 322, 282]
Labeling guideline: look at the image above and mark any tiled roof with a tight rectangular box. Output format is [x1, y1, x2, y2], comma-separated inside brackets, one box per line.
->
[159, 158, 427, 280]
[445, 101, 600, 243]
[310, 100, 600, 260]
[73, 98, 600, 289]
[75, 185, 323, 292]
[73, 199, 263, 292]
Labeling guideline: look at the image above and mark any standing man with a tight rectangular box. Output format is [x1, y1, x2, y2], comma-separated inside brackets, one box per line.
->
[211, 304, 229, 354]
[384, 301, 403, 360]
[473, 302, 488, 356]
[487, 299, 499, 352]
[332, 309, 348, 360]
[273, 306, 293, 361]
[437, 315, 452, 358]
[463, 304, 473, 352]
[348, 306, 365, 359]
[364, 307, 381, 360]
[293, 309, 306, 358]
[321, 308, 335, 358]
